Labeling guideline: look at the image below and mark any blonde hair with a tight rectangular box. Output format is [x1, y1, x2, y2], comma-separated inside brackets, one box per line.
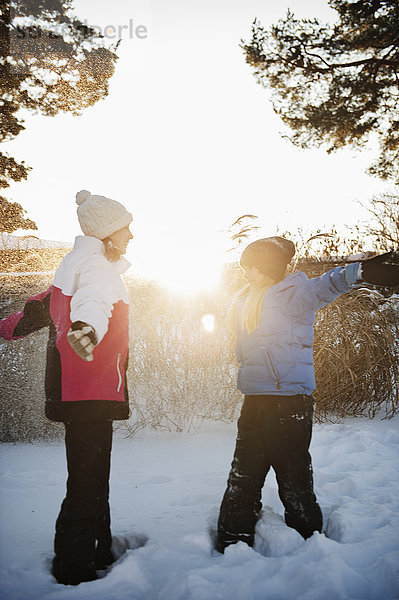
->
[227, 277, 276, 335]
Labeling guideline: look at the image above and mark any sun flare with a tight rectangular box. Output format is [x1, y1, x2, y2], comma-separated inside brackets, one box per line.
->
[201, 314, 216, 332]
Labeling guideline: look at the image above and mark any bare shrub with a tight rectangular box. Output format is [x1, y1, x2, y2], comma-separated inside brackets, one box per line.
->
[0, 248, 69, 272]
[1, 269, 398, 442]
[0, 331, 63, 442]
[276, 190, 399, 262]
[0, 274, 63, 442]
[124, 279, 242, 433]
[359, 191, 399, 251]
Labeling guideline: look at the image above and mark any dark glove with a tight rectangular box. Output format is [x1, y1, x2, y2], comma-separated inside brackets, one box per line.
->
[360, 251, 399, 287]
[67, 321, 98, 361]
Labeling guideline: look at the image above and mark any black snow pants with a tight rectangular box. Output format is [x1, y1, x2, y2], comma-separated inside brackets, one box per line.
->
[53, 420, 113, 584]
[216, 395, 322, 552]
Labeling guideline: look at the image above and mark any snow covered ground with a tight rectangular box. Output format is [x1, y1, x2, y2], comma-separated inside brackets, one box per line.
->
[0, 416, 399, 600]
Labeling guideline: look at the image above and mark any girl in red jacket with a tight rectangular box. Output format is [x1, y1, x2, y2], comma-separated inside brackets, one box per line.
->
[0, 189, 133, 585]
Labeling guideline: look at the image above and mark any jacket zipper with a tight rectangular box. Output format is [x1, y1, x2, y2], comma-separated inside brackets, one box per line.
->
[262, 346, 281, 390]
[116, 353, 122, 392]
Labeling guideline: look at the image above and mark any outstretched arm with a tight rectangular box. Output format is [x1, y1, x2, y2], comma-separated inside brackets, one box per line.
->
[0, 288, 52, 340]
[65, 258, 124, 361]
[291, 251, 399, 313]
[291, 263, 360, 313]
[67, 258, 120, 345]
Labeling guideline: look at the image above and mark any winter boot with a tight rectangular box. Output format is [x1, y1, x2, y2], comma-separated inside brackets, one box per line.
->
[215, 528, 254, 553]
[52, 556, 97, 586]
[94, 547, 115, 570]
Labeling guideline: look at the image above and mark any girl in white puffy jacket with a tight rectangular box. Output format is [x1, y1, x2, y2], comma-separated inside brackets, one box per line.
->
[0, 190, 133, 585]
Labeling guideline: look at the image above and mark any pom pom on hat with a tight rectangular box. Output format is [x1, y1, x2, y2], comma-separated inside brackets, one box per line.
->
[75, 189, 133, 240]
[76, 189, 91, 206]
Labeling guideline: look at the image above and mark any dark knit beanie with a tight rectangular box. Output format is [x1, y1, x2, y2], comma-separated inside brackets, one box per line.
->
[240, 237, 296, 281]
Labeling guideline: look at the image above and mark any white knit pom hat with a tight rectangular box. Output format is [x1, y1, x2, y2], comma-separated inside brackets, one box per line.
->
[76, 190, 133, 239]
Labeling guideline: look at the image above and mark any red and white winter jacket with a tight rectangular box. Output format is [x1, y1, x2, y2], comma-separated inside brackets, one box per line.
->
[0, 236, 131, 422]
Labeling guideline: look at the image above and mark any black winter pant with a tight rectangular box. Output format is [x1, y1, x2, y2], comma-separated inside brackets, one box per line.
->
[217, 395, 322, 551]
[54, 421, 113, 579]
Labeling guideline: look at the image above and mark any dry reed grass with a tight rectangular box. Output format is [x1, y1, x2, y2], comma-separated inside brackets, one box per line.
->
[0, 267, 398, 442]
[314, 287, 399, 420]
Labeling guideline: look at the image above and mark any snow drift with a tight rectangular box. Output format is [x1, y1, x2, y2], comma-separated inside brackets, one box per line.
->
[0, 416, 398, 600]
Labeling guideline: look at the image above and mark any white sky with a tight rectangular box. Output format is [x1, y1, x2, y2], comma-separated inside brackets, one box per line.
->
[3, 0, 392, 290]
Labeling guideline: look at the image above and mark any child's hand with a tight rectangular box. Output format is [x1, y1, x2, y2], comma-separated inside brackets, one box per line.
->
[67, 323, 97, 361]
[360, 251, 399, 287]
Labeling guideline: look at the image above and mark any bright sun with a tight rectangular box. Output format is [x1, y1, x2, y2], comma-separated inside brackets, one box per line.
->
[129, 227, 226, 295]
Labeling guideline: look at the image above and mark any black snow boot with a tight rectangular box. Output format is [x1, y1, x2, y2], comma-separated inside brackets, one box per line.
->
[215, 528, 255, 554]
[95, 547, 115, 570]
[52, 556, 97, 586]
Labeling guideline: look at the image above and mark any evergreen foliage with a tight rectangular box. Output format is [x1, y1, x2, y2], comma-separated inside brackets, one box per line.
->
[0, 195, 37, 231]
[0, 0, 119, 229]
[243, 0, 399, 182]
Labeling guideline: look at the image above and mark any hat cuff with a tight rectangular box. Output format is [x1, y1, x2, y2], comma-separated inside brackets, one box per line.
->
[83, 212, 133, 240]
